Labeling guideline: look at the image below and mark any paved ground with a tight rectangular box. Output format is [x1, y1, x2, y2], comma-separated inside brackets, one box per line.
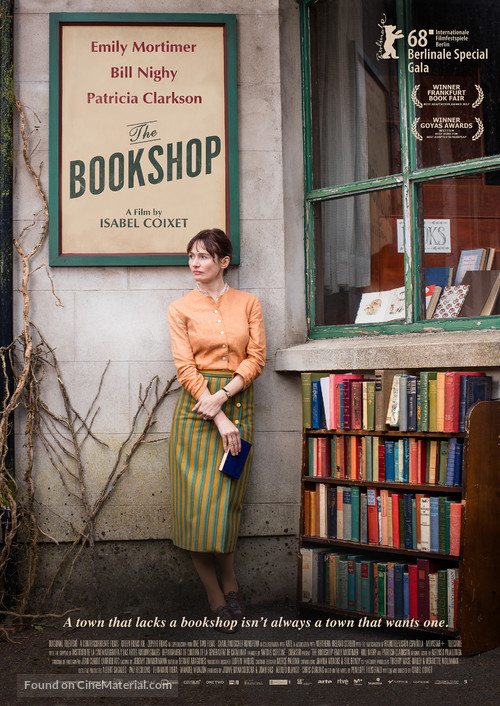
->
[1, 603, 499, 705]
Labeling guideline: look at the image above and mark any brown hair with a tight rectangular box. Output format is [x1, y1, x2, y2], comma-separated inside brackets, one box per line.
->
[186, 228, 233, 262]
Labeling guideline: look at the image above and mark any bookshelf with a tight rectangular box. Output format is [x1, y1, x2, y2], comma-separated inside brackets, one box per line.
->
[297, 369, 500, 655]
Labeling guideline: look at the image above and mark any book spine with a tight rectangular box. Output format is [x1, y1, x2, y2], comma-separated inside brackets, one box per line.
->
[301, 373, 312, 429]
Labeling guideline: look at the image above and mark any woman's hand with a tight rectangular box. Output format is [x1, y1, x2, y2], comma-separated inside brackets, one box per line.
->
[193, 390, 226, 420]
[213, 412, 241, 456]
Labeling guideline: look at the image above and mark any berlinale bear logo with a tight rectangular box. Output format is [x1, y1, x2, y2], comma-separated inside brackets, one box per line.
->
[376, 14, 404, 60]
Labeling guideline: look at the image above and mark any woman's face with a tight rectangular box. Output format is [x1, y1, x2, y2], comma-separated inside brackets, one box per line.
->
[188, 241, 228, 285]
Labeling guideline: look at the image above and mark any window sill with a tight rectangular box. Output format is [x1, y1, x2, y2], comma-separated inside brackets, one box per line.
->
[275, 329, 500, 372]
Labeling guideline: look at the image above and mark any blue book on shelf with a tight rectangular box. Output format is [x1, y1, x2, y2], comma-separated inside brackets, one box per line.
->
[453, 442, 464, 486]
[394, 443, 399, 482]
[403, 571, 410, 619]
[394, 563, 406, 619]
[327, 486, 337, 538]
[459, 375, 492, 432]
[430, 496, 439, 552]
[311, 381, 324, 429]
[385, 441, 395, 482]
[351, 486, 360, 543]
[402, 438, 410, 483]
[347, 555, 357, 609]
[446, 438, 458, 485]
[403, 494, 413, 550]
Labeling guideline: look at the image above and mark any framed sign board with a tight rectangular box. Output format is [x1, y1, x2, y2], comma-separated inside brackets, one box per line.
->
[49, 13, 239, 266]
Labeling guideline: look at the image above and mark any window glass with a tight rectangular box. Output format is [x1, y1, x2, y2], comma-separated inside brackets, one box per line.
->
[421, 173, 500, 319]
[411, 0, 500, 169]
[313, 188, 404, 326]
[309, 0, 401, 189]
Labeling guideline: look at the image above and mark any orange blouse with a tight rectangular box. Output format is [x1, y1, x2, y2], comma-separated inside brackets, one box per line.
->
[167, 287, 266, 399]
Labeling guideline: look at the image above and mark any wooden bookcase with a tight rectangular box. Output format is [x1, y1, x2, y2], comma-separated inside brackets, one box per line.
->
[297, 377, 500, 656]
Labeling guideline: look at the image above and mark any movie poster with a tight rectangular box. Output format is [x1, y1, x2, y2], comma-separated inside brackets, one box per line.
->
[2, 2, 499, 705]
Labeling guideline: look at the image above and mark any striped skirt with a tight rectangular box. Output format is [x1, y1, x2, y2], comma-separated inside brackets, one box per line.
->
[169, 371, 254, 553]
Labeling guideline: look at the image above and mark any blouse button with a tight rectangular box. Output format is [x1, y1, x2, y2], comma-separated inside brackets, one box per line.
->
[222, 344, 226, 348]
[222, 356, 226, 360]
[234, 420, 240, 425]
[236, 402, 241, 408]
[214, 310, 218, 313]
[217, 319, 222, 323]
[220, 331, 224, 335]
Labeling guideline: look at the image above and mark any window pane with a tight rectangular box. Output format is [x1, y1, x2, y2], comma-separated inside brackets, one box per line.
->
[422, 173, 500, 319]
[313, 188, 404, 326]
[309, 0, 401, 189]
[411, 0, 500, 168]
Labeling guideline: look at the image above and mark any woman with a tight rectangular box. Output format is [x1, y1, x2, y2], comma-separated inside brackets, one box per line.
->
[167, 228, 266, 631]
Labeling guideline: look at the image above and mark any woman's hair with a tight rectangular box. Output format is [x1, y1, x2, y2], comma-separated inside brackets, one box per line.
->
[187, 228, 233, 262]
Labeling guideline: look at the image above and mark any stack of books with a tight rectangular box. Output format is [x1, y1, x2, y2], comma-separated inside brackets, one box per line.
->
[300, 548, 459, 628]
[303, 486, 462, 556]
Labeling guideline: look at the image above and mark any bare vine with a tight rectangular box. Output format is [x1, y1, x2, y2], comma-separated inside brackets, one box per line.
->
[0, 99, 178, 637]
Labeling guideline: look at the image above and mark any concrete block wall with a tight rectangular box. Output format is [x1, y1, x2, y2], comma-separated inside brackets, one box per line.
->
[13, 0, 304, 610]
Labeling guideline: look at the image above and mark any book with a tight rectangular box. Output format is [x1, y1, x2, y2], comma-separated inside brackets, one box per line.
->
[432, 285, 470, 318]
[425, 266, 453, 289]
[460, 375, 492, 431]
[301, 373, 313, 429]
[454, 248, 487, 285]
[311, 380, 326, 429]
[218, 439, 252, 479]
[355, 286, 405, 324]
[459, 270, 500, 317]
[425, 284, 442, 319]
[326, 486, 337, 538]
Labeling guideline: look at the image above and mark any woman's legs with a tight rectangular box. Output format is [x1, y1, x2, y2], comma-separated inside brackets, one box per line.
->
[190, 551, 238, 609]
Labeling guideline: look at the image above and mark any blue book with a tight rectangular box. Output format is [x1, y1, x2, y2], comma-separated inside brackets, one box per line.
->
[453, 442, 464, 486]
[219, 438, 252, 479]
[347, 555, 357, 609]
[407, 376, 418, 431]
[343, 488, 352, 541]
[430, 496, 439, 552]
[425, 266, 453, 289]
[445, 438, 458, 485]
[402, 438, 410, 483]
[387, 563, 395, 617]
[459, 376, 492, 431]
[394, 563, 407, 619]
[351, 486, 360, 543]
[403, 494, 413, 550]
[385, 441, 395, 482]
[394, 442, 399, 481]
[311, 381, 323, 429]
[326, 486, 337, 538]
[403, 570, 410, 619]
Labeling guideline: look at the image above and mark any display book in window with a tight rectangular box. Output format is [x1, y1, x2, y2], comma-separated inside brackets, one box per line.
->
[298, 368, 500, 655]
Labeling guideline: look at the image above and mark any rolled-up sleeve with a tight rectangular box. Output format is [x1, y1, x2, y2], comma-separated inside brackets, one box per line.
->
[167, 302, 208, 399]
[233, 296, 266, 388]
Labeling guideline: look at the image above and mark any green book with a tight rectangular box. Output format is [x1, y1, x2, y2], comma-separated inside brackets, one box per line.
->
[351, 486, 360, 543]
[438, 496, 449, 553]
[365, 435, 373, 481]
[438, 440, 449, 485]
[308, 437, 314, 476]
[377, 562, 387, 616]
[419, 371, 436, 432]
[437, 569, 448, 624]
[331, 436, 337, 477]
[366, 381, 375, 430]
[301, 373, 312, 429]
[336, 555, 349, 609]
[428, 377, 438, 432]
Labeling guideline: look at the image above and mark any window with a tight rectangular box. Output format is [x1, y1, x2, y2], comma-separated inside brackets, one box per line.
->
[300, 0, 500, 336]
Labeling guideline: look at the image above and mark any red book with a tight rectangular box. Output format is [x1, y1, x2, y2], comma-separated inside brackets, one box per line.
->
[317, 437, 331, 477]
[449, 502, 462, 556]
[408, 564, 418, 620]
[391, 493, 401, 548]
[378, 444, 386, 482]
[409, 438, 418, 483]
[417, 439, 427, 484]
[351, 381, 363, 430]
[367, 488, 379, 544]
[329, 374, 364, 430]
[444, 371, 484, 432]
[417, 558, 439, 621]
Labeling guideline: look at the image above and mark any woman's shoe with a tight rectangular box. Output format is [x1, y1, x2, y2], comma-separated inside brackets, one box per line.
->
[211, 604, 239, 633]
[224, 591, 245, 618]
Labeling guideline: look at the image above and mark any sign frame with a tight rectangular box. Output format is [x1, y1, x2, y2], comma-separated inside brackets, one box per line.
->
[48, 13, 239, 266]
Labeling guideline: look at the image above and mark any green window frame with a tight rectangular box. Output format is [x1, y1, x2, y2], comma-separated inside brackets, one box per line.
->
[299, 0, 500, 338]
